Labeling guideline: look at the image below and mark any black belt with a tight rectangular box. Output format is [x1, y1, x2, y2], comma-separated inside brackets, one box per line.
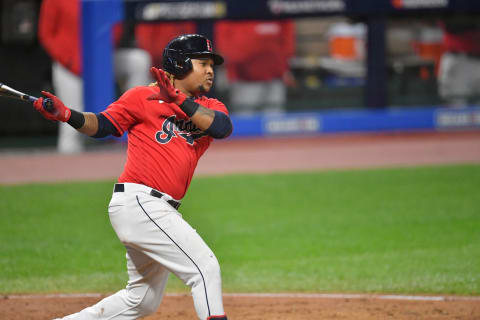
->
[114, 183, 181, 210]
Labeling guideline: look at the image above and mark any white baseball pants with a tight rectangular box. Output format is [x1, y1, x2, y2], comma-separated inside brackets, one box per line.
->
[57, 183, 225, 320]
[230, 79, 286, 114]
[438, 52, 480, 107]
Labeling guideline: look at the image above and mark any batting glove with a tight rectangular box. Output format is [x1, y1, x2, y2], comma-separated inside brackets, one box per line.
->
[147, 67, 187, 105]
[33, 91, 71, 122]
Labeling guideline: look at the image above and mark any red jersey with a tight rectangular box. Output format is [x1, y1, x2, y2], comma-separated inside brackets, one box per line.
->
[38, 0, 82, 75]
[102, 86, 228, 200]
[443, 30, 480, 55]
[38, 0, 123, 76]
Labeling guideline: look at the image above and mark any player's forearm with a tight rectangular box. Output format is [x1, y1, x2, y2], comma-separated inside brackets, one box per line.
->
[190, 106, 215, 130]
[190, 106, 233, 139]
[67, 110, 120, 138]
[67, 110, 98, 136]
[78, 112, 99, 136]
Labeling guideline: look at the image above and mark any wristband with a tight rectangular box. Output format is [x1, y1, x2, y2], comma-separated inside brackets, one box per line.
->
[67, 109, 86, 129]
[179, 99, 200, 117]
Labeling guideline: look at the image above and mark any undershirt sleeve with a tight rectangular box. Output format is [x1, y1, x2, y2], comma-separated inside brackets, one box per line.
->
[92, 113, 120, 138]
[204, 110, 232, 139]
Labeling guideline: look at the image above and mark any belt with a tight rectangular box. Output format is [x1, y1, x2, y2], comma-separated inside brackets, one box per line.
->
[114, 183, 181, 210]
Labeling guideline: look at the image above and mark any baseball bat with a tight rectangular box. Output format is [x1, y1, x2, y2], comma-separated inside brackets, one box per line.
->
[0, 82, 54, 112]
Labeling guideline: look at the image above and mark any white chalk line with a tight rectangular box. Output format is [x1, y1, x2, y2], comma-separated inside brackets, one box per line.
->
[3, 292, 480, 302]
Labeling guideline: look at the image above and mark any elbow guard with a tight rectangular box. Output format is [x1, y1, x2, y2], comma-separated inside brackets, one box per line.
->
[92, 113, 119, 138]
[204, 111, 233, 139]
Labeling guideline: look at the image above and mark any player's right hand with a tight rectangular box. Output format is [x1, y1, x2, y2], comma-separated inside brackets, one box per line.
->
[147, 67, 187, 105]
[33, 91, 71, 122]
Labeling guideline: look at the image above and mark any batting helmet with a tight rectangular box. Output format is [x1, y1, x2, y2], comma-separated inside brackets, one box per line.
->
[162, 34, 224, 79]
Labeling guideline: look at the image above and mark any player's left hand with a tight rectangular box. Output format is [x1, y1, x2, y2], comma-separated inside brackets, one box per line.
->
[33, 91, 71, 122]
[148, 67, 187, 105]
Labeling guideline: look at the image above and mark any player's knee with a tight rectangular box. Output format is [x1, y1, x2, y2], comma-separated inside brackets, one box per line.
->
[125, 283, 162, 316]
[202, 256, 222, 287]
[186, 256, 221, 288]
[137, 295, 161, 316]
[206, 257, 221, 279]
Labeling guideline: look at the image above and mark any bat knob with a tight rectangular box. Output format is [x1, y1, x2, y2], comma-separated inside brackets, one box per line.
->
[43, 98, 55, 113]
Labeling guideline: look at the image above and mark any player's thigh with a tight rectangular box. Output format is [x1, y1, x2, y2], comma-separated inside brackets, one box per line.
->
[108, 190, 175, 244]
[141, 211, 220, 281]
[115, 192, 220, 281]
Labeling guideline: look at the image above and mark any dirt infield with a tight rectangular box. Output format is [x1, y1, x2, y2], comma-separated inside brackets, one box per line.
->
[1, 131, 480, 185]
[2, 293, 480, 319]
[1, 130, 480, 319]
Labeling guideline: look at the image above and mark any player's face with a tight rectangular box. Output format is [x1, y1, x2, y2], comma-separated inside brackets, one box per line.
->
[178, 57, 215, 96]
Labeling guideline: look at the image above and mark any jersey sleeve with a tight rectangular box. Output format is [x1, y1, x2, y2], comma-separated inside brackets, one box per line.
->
[101, 87, 146, 136]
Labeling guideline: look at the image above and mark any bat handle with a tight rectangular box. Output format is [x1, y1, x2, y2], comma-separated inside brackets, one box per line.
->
[43, 98, 54, 113]
[29, 96, 54, 113]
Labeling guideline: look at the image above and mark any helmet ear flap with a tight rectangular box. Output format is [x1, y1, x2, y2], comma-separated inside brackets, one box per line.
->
[163, 49, 193, 79]
[178, 56, 193, 79]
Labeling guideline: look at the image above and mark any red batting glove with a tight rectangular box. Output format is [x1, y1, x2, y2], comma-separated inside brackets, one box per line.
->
[147, 67, 187, 105]
[33, 91, 71, 122]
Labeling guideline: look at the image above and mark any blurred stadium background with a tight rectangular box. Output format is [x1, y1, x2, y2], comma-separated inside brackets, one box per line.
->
[1, 0, 480, 150]
[1, 2, 480, 318]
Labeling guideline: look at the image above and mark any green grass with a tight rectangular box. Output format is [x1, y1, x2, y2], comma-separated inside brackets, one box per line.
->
[0, 164, 479, 295]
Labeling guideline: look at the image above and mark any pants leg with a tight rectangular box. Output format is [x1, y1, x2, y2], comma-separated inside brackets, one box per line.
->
[230, 81, 264, 114]
[437, 52, 480, 107]
[230, 80, 285, 114]
[119, 184, 225, 319]
[113, 48, 152, 92]
[263, 79, 286, 113]
[52, 62, 84, 154]
[59, 249, 169, 319]
[58, 183, 225, 320]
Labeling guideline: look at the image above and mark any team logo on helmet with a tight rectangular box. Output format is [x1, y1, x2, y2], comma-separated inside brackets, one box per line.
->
[155, 115, 207, 145]
[206, 39, 212, 52]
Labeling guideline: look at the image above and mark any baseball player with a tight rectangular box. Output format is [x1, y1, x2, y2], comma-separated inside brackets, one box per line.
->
[33, 34, 231, 320]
